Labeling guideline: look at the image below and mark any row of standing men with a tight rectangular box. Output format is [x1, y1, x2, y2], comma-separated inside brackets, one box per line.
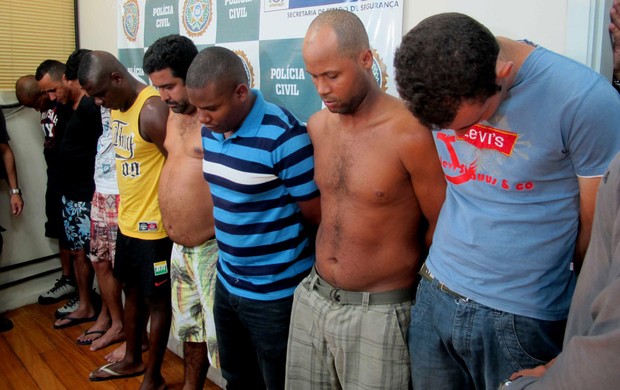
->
[11, 7, 620, 390]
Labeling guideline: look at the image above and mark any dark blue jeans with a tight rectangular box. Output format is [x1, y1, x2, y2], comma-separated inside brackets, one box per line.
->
[214, 278, 293, 390]
[409, 278, 566, 390]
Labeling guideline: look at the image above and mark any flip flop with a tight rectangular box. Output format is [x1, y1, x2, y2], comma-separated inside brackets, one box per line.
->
[53, 314, 98, 329]
[76, 329, 106, 345]
[88, 363, 146, 382]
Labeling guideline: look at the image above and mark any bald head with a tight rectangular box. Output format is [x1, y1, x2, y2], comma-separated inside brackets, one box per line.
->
[306, 10, 369, 58]
[15, 75, 47, 110]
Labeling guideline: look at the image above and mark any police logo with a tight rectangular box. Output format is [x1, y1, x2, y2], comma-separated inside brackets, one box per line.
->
[182, 0, 212, 37]
[235, 50, 256, 89]
[371, 48, 388, 92]
[264, 0, 288, 12]
[122, 0, 140, 42]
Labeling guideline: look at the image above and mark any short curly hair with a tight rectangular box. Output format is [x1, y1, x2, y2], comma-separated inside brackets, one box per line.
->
[394, 13, 500, 129]
[143, 34, 198, 81]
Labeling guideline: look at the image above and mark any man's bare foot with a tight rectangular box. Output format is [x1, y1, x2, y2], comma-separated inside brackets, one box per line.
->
[104, 342, 126, 363]
[76, 329, 106, 345]
[77, 316, 110, 345]
[104, 340, 149, 363]
[90, 326, 125, 351]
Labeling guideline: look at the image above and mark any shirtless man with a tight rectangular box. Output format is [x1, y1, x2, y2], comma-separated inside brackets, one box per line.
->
[144, 34, 218, 390]
[78, 51, 172, 390]
[285, 10, 446, 389]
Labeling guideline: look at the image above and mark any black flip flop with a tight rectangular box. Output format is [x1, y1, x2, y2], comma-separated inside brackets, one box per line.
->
[53, 314, 98, 329]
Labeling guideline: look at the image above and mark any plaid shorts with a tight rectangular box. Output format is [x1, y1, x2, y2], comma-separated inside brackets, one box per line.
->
[89, 192, 120, 264]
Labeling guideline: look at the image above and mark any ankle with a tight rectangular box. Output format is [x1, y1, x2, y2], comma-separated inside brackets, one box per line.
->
[62, 275, 76, 286]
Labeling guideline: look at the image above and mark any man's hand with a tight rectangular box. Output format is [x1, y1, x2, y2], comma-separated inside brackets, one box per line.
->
[509, 357, 557, 380]
[10, 193, 23, 216]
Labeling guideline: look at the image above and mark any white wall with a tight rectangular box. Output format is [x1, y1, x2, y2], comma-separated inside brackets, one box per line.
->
[403, 0, 612, 77]
[0, 101, 61, 310]
[404, 1, 568, 53]
[77, 0, 117, 53]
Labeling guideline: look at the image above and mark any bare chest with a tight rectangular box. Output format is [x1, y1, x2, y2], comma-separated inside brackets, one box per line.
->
[314, 132, 408, 204]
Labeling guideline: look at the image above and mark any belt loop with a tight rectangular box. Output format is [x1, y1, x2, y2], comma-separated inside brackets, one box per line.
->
[309, 271, 319, 294]
[361, 292, 370, 312]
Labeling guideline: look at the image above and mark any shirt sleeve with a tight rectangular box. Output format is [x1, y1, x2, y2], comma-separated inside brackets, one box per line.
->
[0, 109, 10, 143]
[272, 121, 319, 201]
[565, 77, 620, 177]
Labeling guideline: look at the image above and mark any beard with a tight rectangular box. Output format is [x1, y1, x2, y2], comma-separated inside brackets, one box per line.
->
[167, 99, 189, 114]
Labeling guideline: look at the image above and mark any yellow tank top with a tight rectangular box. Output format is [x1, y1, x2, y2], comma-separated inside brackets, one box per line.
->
[111, 86, 167, 239]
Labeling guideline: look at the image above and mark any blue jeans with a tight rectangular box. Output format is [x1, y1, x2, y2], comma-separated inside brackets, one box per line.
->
[214, 278, 293, 390]
[409, 278, 566, 390]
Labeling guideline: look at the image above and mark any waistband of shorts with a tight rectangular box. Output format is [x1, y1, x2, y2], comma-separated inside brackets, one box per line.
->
[309, 267, 413, 305]
[419, 262, 469, 301]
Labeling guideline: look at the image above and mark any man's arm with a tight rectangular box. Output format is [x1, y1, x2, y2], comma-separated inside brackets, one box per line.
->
[0, 143, 23, 216]
[401, 126, 446, 248]
[573, 176, 600, 272]
[278, 117, 321, 227]
[138, 96, 170, 157]
[296, 197, 321, 226]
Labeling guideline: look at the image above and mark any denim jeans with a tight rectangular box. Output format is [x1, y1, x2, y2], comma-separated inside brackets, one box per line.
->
[214, 278, 293, 390]
[409, 278, 566, 390]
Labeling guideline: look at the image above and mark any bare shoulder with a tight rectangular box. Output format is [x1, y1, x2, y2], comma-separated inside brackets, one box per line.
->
[381, 94, 431, 141]
[306, 107, 330, 137]
[376, 95, 439, 172]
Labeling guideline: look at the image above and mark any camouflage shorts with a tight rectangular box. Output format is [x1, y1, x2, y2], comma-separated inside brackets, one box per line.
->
[170, 238, 220, 368]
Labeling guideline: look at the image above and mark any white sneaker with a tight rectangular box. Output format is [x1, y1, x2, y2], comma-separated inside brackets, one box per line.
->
[38, 275, 77, 305]
[54, 295, 79, 319]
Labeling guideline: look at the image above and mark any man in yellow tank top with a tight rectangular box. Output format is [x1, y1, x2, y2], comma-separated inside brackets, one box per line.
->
[78, 50, 172, 389]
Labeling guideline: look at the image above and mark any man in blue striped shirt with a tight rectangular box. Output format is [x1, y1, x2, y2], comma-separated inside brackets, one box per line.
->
[186, 46, 320, 390]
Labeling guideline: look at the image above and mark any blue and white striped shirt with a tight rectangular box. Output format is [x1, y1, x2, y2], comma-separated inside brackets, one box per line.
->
[202, 90, 319, 301]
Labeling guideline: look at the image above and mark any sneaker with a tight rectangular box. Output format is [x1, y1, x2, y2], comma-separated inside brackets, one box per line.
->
[38, 275, 77, 305]
[0, 315, 13, 332]
[55, 295, 79, 319]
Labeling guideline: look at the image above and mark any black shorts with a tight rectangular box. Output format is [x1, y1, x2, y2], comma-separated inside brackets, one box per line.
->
[44, 183, 68, 247]
[113, 229, 173, 297]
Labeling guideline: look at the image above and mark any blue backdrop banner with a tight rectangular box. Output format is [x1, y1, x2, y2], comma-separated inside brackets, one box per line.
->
[117, 0, 402, 122]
